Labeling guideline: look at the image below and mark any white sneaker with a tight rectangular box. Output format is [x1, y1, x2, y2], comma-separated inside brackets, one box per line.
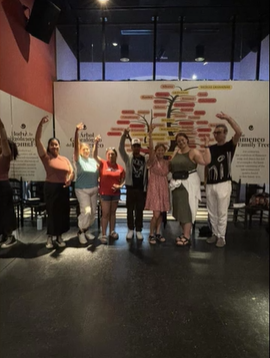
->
[216, 237, 226, 248]
[1, 235, 17, 248]
[85, 232, 95, 241]
[126, 230, 134, 240]
[78, 232, 88, 244]
[46, 236, 54, 249]
[55, 236, 66, 248]
[136, 231, 143, 240]
[206, 235, 217, 244]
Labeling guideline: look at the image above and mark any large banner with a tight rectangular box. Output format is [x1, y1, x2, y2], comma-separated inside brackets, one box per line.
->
[0, 90, 53, 181]
[54, 81, 269, 185]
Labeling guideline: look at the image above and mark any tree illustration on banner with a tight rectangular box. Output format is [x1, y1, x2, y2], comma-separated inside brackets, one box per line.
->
[108, 84, 225, 156]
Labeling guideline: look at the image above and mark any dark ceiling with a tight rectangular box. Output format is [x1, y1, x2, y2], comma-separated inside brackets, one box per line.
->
[51, 0, 269, 63]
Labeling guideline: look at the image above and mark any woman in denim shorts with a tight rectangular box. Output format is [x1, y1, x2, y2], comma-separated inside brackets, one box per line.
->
[93, 135, 125, 244]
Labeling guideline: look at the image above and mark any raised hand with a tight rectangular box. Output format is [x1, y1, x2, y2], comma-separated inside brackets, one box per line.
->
[76, 122, 84, 131]
[216, 111, 230, 121]
[204, 135, 210, 147]
[94, 134, 102, 143]
[123, 127, 130, 137]
[40, 116, 49, 125]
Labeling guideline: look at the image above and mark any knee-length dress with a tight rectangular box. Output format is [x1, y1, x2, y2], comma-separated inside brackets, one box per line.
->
[145, 156, 170, 212]
[170, 152, 200, 224]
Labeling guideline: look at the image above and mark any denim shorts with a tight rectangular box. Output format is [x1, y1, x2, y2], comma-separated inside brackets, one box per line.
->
[100, 194, 120, 202]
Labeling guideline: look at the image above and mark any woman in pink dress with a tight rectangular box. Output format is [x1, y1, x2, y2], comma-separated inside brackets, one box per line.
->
[145, 126, 170, 245]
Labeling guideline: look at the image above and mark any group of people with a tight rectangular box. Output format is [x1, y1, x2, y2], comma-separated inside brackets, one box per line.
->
[0, 111, 242, 250]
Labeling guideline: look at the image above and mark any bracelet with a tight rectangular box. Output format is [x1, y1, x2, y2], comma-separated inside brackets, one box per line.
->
[204, 146, 209, 148]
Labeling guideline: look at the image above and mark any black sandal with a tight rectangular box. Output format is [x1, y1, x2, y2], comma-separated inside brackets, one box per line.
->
[155, 234, 166, 243]
[176, 235, 191, 247]
[149, 235, 156, 245]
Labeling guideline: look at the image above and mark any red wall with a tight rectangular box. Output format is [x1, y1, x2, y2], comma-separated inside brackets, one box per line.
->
[0, 0, 55, 113]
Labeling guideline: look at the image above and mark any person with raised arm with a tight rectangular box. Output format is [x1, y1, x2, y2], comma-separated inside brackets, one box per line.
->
[205, 112, 242, 248]
[73, 122, 99, 244]
[93, 135, 125, 244]
[169, 133, 211, 246]
[144, 125, 170, 245]
[0, 118, 19, 248]
[35, 116, 74, 249]
[119, 128, 148, 241]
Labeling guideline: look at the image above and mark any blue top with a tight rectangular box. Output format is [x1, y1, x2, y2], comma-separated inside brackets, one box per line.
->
[75, 156, 99, 189]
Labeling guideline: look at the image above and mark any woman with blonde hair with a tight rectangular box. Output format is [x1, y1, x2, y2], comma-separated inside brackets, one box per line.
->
[74, 122, 99, 244]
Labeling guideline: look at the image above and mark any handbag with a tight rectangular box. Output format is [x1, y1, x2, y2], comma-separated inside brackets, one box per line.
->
[172, 171, 189, 180]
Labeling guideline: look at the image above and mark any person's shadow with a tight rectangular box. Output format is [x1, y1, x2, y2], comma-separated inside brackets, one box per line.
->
[0, 235, 100, 259]
[0, 240, 49, 259]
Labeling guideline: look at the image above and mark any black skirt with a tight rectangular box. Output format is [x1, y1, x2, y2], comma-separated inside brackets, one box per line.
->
[44, 182, 70, 236]
[0, 180, 17, 236]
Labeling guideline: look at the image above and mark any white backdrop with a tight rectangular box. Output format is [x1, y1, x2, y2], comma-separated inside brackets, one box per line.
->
[54, 81, 269, 185]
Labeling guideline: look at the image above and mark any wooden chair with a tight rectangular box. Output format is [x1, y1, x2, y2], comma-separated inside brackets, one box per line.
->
[22, 181, 46, 225]
[243, 183, 269, 228]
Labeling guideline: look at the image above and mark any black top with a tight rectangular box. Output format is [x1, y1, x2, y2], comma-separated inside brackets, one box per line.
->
[206, 139, 236, 184]
[131, 155, 145, 189]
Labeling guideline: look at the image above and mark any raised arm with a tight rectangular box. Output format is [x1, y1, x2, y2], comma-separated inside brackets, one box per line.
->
[146, 125, 156, 167]
[216, 112, 242, 145]
[92, 134, 102, 164]
[119, 127, 130, 163]
[0, 118, 11, 157]
[192, 136, 211, 165]
[35, 116, 48, 157]
[74, 122, 84, 162]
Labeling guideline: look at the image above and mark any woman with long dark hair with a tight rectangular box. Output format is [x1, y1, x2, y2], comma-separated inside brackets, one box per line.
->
[170, 132, 211, 246]
[0, 118, 19, 248]
[35, 116, 74, 249]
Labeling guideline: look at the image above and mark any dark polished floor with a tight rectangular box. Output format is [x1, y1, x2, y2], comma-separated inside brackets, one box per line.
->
[0, 215, 269, 358]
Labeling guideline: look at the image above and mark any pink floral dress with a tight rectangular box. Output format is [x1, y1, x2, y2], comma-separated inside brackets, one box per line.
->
[145, 155, 170, 212]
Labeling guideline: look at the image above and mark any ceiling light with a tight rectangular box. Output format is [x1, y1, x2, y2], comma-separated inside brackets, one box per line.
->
[112, 42, 118, 47]
[121, 30, 152, 36]
[98, 0, 109, 4]
[195, 45, 205, 62]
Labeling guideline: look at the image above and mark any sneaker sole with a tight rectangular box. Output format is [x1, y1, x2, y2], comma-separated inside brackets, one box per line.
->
[1, 241, 17, 248]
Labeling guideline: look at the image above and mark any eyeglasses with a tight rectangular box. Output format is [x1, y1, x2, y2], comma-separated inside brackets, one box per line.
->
[213, 131, 223, 135]
[106, 147, 116, 152]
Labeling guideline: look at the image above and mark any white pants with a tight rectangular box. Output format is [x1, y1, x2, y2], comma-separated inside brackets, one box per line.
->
[206, 181, 232, 239]
[75, 187, 98, 231]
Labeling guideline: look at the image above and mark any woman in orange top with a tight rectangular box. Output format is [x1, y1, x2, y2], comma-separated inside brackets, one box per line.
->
[35, 116, 74, 249]
[0, 118, 19, 248]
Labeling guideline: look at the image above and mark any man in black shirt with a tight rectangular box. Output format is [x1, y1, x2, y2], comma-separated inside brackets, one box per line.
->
[206, 112, 242, 248]
[119, 129, 148, 240]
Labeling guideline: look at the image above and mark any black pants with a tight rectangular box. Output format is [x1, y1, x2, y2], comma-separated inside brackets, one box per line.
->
[0, 181, 17, 236]
[44, 182, 70, 236]
[126, 187, 146, 231]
